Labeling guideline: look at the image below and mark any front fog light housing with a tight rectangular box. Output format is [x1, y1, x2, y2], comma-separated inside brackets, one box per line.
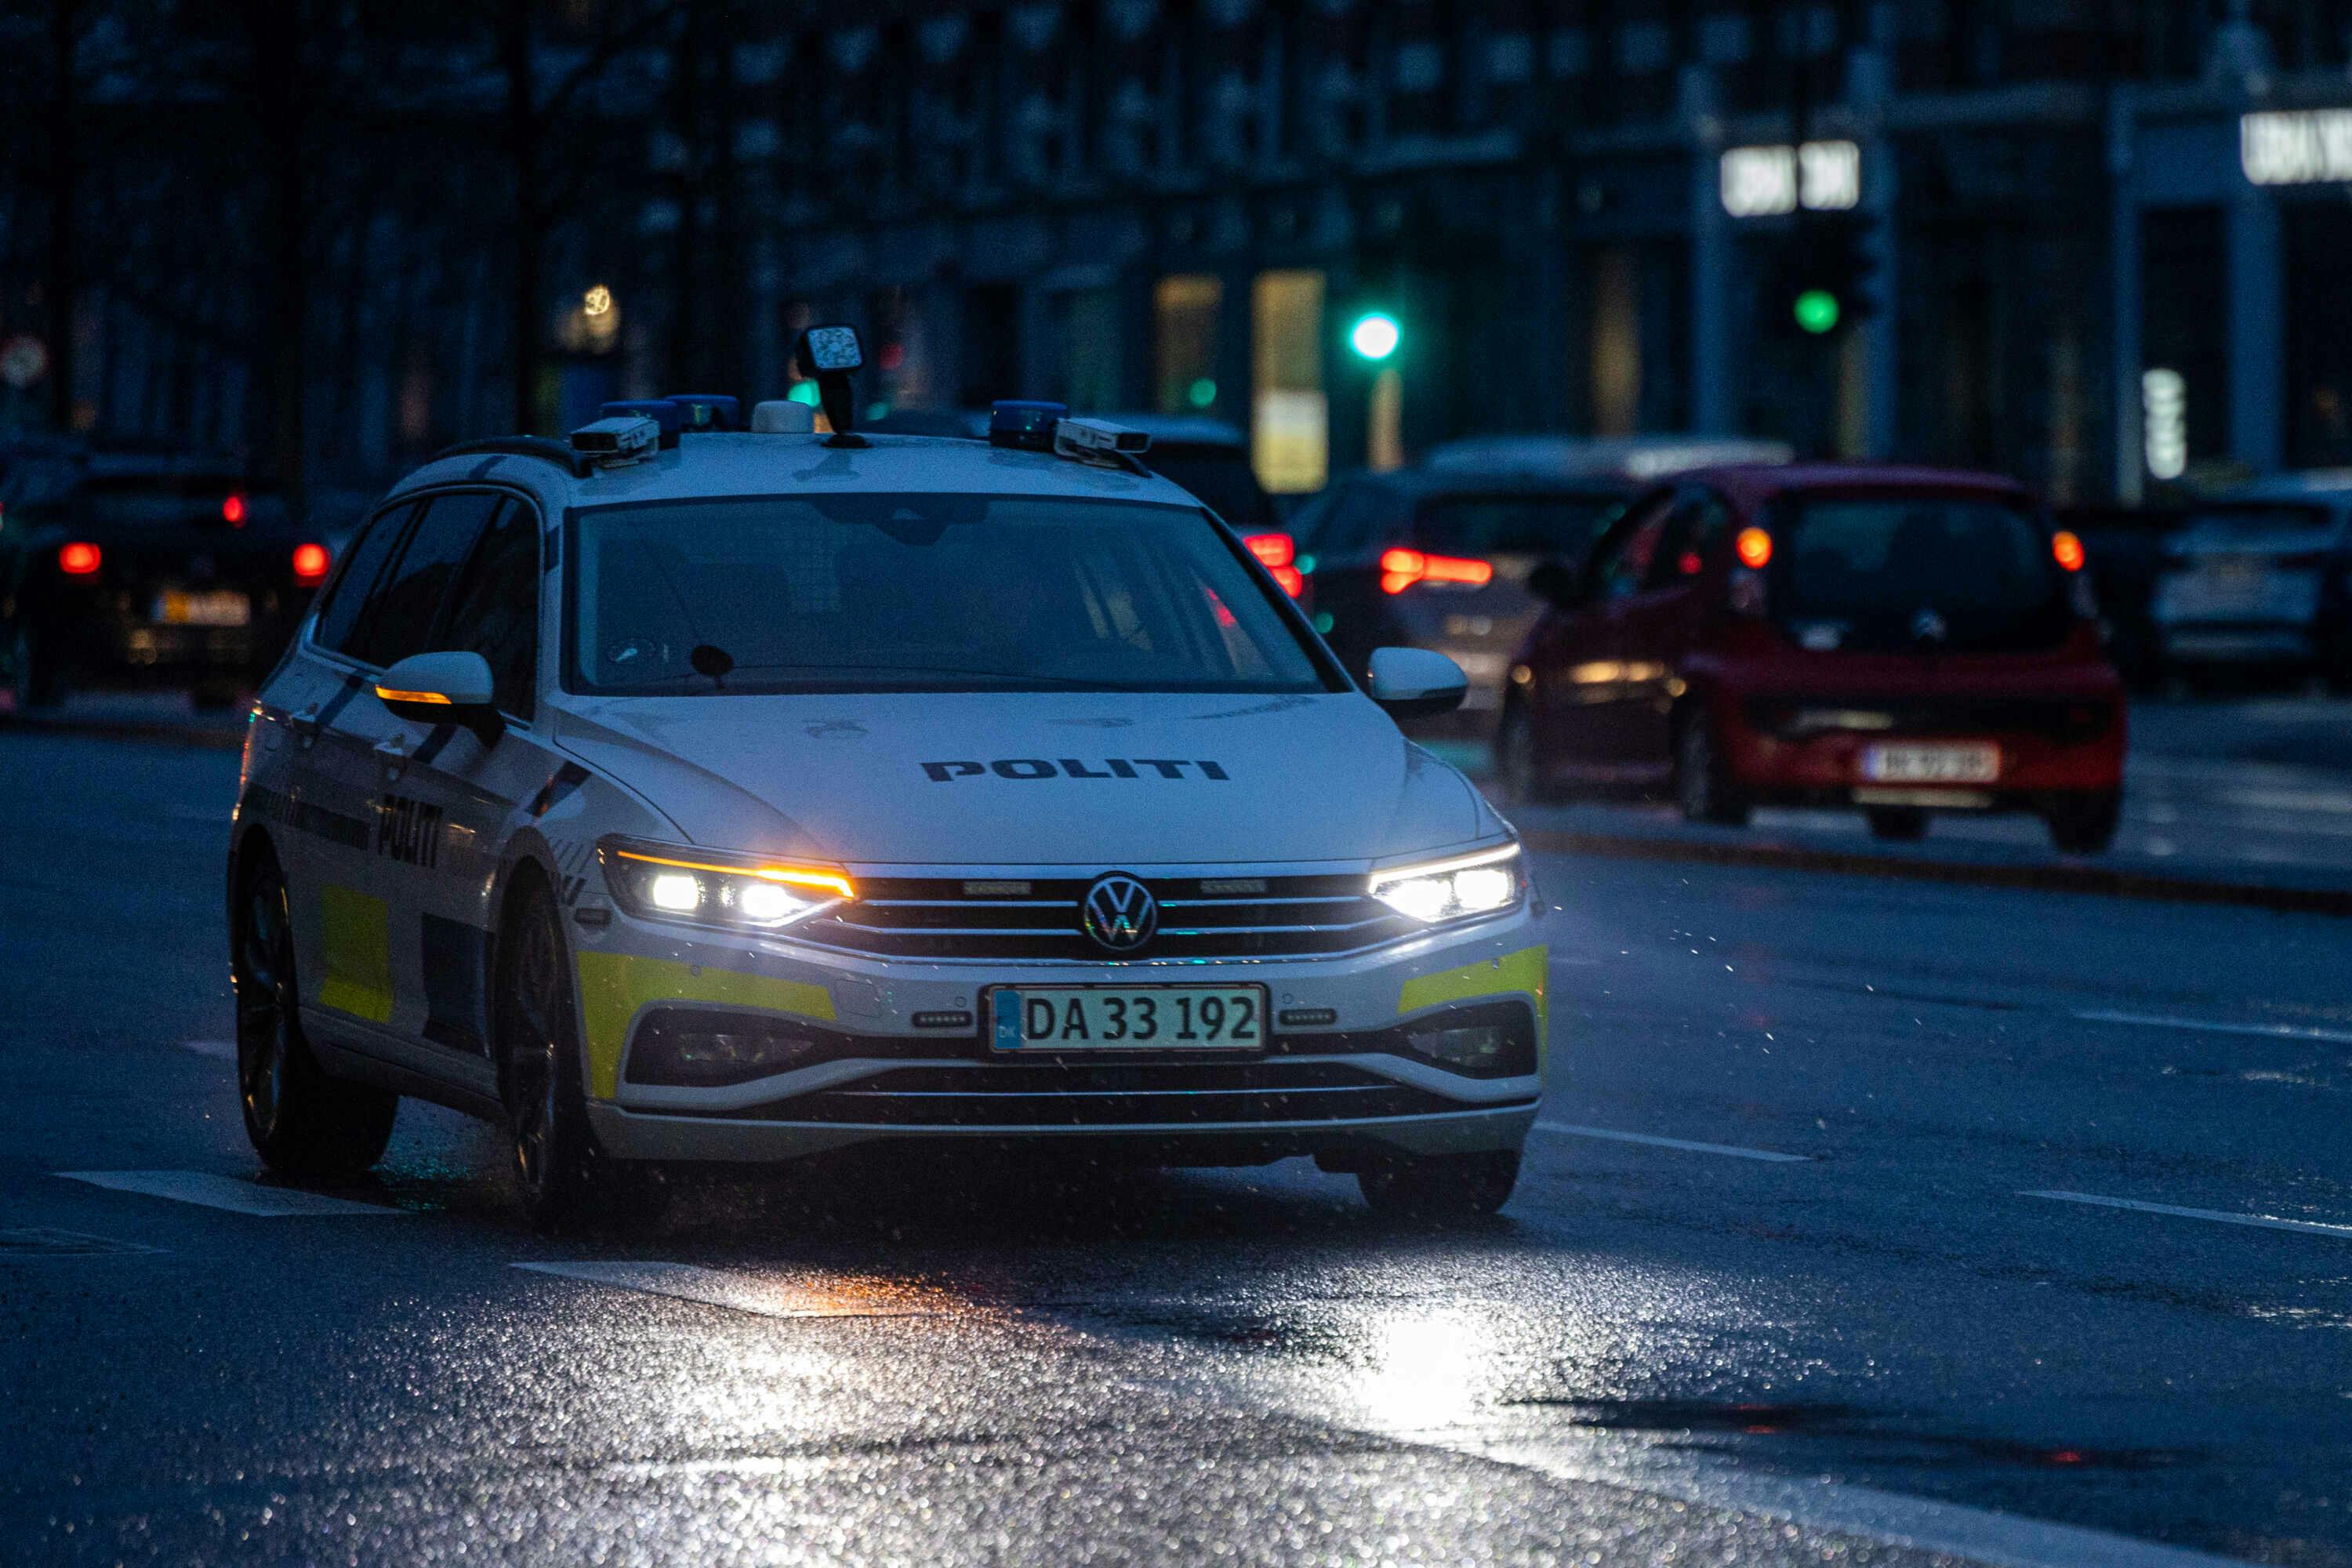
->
[1370, 844, 1523, 924]
[598, 838, 854, 931]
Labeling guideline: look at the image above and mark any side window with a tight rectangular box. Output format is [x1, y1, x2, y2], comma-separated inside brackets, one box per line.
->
[345, 492, 506, 670]
[314, 503, 416, 655]
[1594, 493, 1675, 601]
[436, 501, 541, 719]
[1646, 488, 1733, 589]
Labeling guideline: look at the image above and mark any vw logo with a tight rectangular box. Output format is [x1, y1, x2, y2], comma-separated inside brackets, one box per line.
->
[1080, 873, 1158, 953]
[1911, 607, 1949, 644]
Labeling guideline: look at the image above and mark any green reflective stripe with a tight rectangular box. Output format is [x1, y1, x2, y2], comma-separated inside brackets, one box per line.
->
[1397, 944, 1548, 1043]
[317, 884, 394, 1024]
[575, 952, 837, 1100]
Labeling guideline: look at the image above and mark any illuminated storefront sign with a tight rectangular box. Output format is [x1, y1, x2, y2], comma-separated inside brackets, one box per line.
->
[1719, 140, 1861, 217]
[2241, 110, 2352, 186]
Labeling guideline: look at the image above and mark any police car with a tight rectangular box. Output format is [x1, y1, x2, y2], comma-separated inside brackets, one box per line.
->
[227, 328, 1547, 1228]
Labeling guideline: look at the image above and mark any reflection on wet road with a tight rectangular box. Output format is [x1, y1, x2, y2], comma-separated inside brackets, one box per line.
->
[2, 732, 2347, 1566]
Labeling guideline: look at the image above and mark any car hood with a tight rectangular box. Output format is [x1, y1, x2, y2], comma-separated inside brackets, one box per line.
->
[552, 691, 1501, 869]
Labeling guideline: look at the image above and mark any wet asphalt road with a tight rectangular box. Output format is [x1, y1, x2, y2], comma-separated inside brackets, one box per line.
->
[2, 731, 2349, 1567]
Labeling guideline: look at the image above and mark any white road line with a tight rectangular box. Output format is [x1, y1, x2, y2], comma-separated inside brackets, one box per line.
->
[1532, 1122, 1812, 1163]
[180, 1040, 237, 1060]
[2024, 1189, 2352, 1240]
[1476, 1440, 2260, 1568]
[514, 1261, 957, 1319]
[2072, 1009, 2352, 1045]
[56, 1171, 405, 1218]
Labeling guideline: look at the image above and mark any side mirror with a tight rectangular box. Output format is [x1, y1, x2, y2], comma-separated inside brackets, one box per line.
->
[1526, 560, 1582, 610]
[1366, 646, 1468, 720]
[374, 651, 504, 746]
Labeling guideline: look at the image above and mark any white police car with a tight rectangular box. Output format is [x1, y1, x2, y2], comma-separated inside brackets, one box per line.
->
[227, 330, 1547, 1227]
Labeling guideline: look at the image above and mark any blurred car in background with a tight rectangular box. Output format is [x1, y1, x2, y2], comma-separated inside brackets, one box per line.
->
[0, 451, 333, 710]
[867, 408, 1278, 530]
[1281, 465, 1640, 735]
[1502, 465, 2126, 851]
[2152, 471, 2352, 691]
[2053, 501, 2183, 691]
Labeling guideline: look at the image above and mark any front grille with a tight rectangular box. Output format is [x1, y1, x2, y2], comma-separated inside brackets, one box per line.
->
[722, 1059, 1488, 1127]
[795, 873, 1418, 962]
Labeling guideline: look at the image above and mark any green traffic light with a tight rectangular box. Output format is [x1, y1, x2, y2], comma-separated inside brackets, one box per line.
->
[1348, 312, 1400, 360]
[1794, 289, 1841, 335]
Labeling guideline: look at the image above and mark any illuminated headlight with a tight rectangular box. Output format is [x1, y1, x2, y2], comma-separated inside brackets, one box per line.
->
[598, 838, 853, 931]
[1370, 844, 1523, 924]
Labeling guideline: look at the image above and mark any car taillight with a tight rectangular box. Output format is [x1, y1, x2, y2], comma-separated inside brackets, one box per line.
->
[2051, 530, 2085, 572]
[1243, 534, 1305, 597]
[1270, 565, 1304, 597]
[58, 542, 101, 576]
[223, 494, 246, 525]
[1734, 527, 1773, 569]
[292, 543, 331, 584]
[1379, 547, 1494, 595]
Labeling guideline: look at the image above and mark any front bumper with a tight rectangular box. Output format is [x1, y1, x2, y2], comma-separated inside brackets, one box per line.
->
[568, 890, 1548, 1165]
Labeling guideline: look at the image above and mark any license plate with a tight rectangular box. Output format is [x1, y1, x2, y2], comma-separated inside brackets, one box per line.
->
[989, 985, 1266, 1051]
[1862, 742, 2000, 784]
[152, 590, 250, 627]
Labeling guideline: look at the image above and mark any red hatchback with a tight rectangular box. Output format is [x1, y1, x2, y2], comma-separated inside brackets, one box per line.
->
[1497, 465, 2126, 851]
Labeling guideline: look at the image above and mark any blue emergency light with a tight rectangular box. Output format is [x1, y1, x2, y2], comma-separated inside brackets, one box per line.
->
[989, 400, 1068, 452]
[666, 394, 741, 431]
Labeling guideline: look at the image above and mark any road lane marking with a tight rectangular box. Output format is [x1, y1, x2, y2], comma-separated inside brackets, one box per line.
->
[2072, 1009, 2352, 1044]
[1532, 1122, 1812, 1163]
[1477, 1440, 2262, 1568]
[2024, 1189, 2352, 1239]
[181, 1040, 237, 1060]
[514, 1261, 964, 1318]
[56, 1171, 405, 1218]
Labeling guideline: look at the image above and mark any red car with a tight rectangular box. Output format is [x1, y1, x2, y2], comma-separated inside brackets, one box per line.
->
[1497, 465, 2125, 852]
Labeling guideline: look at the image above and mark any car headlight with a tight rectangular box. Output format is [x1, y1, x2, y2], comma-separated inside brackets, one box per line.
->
[597, 837, 853, 930]
[1370, 843, 1523, 924]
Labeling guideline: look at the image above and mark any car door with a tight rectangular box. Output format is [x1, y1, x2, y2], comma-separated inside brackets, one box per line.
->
[1526, 488, 1673, 772]
[1611, 485, 1732, 768]
[300, 490, 511, 1054]
[385, 492, 562, 1071]
[269, 499, 419, 1043]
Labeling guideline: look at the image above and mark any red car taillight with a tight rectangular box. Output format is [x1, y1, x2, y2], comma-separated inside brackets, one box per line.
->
[58, 542, 101, 576]
[1378, 548, 1493, 595]
[292, 543, 331, 585]
[1243, 533, 1304, 597]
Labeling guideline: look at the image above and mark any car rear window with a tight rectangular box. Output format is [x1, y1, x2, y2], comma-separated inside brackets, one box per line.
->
[1775, 494, 2070, 653]
[74, 477, 292, 532]
[1411, 492, 1626, 557]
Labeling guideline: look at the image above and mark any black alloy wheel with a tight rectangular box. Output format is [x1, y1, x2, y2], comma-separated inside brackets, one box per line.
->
[497, 877, 666, 1231]
[231, 848, 397, 1178]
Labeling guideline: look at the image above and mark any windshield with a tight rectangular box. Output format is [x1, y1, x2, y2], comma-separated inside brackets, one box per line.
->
[1145, 447, 1276, 527]
[1412, 492, 1627, 557]
[568, 494, 1331, 695]
[1775, 493, 2070, 653]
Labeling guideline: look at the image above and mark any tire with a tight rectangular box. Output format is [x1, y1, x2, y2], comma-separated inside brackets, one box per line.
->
[1358, 1149, 1520, 1223]
[1674, 711, 1750, 826]
[1866, 807, 1929, 842]
[231, 848, 397, 1179]
[8, 623, 63, 710]
[2045, 791, 2122, 855]
[497, 875, 668, 1231]
[1493, 704, 1552, 807]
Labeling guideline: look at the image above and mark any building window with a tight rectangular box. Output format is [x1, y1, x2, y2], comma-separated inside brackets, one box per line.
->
[1251, 269, 1327, 494]
[1155, 274, 1223, 415]
[1590, 248, 1641, 437]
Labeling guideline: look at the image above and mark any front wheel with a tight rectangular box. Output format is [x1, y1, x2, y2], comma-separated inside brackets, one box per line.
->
[497, 877, 668, 1231]
[232, 849, 397, 1178]
[2046, 792, 2122, 855]
[7, 622, 63, 710]
[1358, 1149, 1520, 1223]
[1674, 713, 1751, 826]
[1493, 704, 1552, 807]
